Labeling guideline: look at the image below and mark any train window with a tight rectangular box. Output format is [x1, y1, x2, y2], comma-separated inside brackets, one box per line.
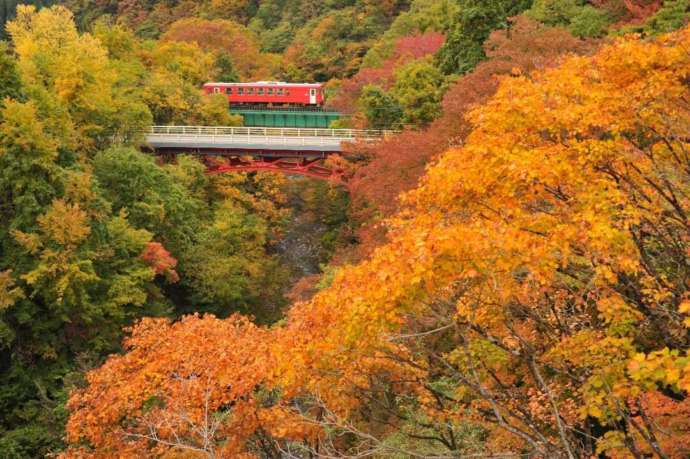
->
[238, 88, 244, 95]
[285, 89, 290, 96]
[310, 89, 316, 96]
[225, 88, 233, 94]
[258, 88, 264, 95]
[247, 88, 254, 95]
[268, 88, 274, 95]
[213, 87, 221, 94]
[277, 88, 283, 95]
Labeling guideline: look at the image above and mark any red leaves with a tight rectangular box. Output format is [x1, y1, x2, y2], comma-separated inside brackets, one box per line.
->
[393, 32, 445, 61]
[592, 0, 662, 22]
[141, 241, 180, 283]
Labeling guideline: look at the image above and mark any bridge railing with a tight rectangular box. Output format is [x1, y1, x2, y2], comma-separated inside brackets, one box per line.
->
[147, 125, 395, 140]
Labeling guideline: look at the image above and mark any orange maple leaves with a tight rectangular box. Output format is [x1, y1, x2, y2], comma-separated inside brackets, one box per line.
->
[64, 315, 312, 458]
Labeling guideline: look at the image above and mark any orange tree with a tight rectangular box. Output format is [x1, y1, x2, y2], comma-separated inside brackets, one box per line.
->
[161, 18, 277, 80]
[64, 314, 312, 458]
[277, 25, 690, 458]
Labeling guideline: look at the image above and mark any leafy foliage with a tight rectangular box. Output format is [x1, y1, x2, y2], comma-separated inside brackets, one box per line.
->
[437, 0, 533, 74]
[64, 18, 690, 459]
[361, 0, 458, 68]
[640, 0, 689, 34]
[64, 315, 306, 457]
[0, 6, 295, 455]
[276, 24, 690, 458]
[347, 16, 595, 253]
[392, 58, 447, 125]
[359, 85, 403, 129]
[5, 1, 690, 458]
[529, 0, 613, 37]
[161, 17, 276, 80]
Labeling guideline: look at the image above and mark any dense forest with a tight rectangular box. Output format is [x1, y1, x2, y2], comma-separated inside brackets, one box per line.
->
[1, 0, 690, 457]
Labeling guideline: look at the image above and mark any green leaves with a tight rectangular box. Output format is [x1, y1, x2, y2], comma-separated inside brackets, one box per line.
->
[358, 58, 447, 128]
[393, 58, 447, 125]
[437, 0, 533, 74]
[182, 202, 274, 314]
[93, 147, 205, 255]
[359, 84, 403, 129]
[643, 0, 690, 35]
[528, 0, 611, 37]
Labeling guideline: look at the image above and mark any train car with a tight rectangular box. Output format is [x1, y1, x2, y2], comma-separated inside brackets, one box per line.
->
[203, 81, 325, 107]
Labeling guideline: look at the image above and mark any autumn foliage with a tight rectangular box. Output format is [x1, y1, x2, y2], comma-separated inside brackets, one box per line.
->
[64, 315, 310, 458]
[141, 242, 180, 283]
[64, 23, 690, 459]
[161, 18, 276, 80]
[326, 32, 445, 114]
[345, 17, 596, 255]
[3, 0, 690, 457]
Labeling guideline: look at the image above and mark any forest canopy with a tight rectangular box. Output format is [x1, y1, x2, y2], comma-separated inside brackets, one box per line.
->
[1, 1, 690, 458]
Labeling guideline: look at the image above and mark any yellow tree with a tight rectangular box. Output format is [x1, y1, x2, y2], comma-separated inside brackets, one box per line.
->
[7, 5, 151, 152]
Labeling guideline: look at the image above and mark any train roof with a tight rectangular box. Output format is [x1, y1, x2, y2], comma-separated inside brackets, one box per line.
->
[204, 81, 323, 87]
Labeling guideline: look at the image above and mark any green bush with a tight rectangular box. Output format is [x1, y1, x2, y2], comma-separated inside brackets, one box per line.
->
[645, 0, 689, 35]
[359, 85, 403, 130]
[569, 5, 611, 37]
[528, 0, 582, 26]
[392, 58, 447, 126]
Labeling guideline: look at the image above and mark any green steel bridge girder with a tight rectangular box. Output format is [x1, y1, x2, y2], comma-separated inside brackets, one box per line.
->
[232, 109, 343, 128]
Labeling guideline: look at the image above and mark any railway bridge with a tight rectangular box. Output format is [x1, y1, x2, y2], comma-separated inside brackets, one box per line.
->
[144, 126, 391, 185]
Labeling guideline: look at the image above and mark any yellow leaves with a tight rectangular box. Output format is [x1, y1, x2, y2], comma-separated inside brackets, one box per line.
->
[596, 430, 628, 457]
[12, 200, 96, 305]
[0, 271, 23, 311]
[63, 169, 97, 213]
[148, 41, 215, 84]
[596, 294, 643, 327]
[9, 5, 102, 90]
[0, 100, 58, 160]
[8, 6, 79, 56]
[627, 349, 689, 392]
[6, 4, 125, 151]
[37, 200, 91, 248]
[679, 300, 690, 314]
[595, 265, 619, 285]
[12, 230, 42, 255]
[197, 93, 243, 126]
[679, 300, 690, 328]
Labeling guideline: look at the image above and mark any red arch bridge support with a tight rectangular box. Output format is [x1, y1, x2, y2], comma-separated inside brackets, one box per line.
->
[203, 154, 348, 186]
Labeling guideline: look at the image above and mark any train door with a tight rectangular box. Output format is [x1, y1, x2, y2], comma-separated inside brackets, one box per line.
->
[309, 88, 317, 105]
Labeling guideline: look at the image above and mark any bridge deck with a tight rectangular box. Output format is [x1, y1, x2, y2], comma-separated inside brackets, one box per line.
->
[145, 126, 391, 154]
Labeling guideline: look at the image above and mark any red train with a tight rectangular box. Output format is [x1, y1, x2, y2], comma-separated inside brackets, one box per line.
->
[203, 81, 325, 107]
